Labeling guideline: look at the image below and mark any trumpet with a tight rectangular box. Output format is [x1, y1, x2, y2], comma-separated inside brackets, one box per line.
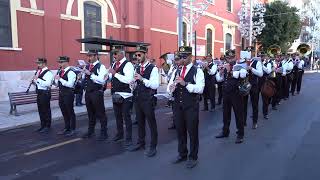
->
[26, 68, 39, 93]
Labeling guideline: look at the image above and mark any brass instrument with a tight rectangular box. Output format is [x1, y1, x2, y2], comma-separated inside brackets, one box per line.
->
[26, 68, 39, 93]
[267, 45, 281, 57]
[297, 43, 311, 56]
[168, 66, 182, 98]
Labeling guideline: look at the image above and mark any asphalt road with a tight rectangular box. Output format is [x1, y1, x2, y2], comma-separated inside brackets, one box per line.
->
[1, 73, 320, 180]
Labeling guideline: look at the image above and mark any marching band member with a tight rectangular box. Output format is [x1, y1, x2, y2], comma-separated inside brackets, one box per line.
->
[244, 56, 263, 129]
[291, 54, 304, 95]
[55, 56, 77, 136]
[284, 54, 294, 99]
[33, 58, 54, 133]
[216, 50, 247, 144]
[296, 57, 305, 94]
[202, 53, 218, 112]
[216, 57, 225, 105]
[280, 53, 289, 100]
[108, 45, 135, 146]
[260, 54, 273, 119]
[273, 55, 284, 109]
[82, 50, 109, 141]
[168, 46, 204, 168]
[129, 45, 160, 157]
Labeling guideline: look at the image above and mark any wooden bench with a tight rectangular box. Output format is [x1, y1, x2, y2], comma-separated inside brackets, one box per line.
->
[8, 89, 59, 116]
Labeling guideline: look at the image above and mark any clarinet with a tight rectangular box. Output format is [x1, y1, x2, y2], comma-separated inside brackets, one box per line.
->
[26, 68, 39, 93]
[53, 67, 62, 87]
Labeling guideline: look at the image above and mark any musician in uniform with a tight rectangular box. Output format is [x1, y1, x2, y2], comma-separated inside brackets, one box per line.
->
[216, 50, 247, 144]
[280, 53, 289, 101]
[216, 57, 225, 105]
[33, 58, 54, 133]
[296, 57, 305, 94]
[244, 57, 263, 129]
[273, 55, 284, 108]
[284, 54, 294, 99]
[291, 54, 304, 95]
[55, 56, 77, 136]
[82, 50, 109, 141]
[128, 45, 160, 157]
[260, 54, 273, 119]
[168, 46, 204, 168]
[202, 53, 218, 112]
[130, 54, 139, 126]
[107, 45, 135, 146]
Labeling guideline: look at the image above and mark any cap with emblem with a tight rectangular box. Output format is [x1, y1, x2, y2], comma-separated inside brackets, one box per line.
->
[111, 45, 124, 53]
[178, 46, 192, 55]
[36, 58, 47, 64]
[225, 49, 235, 58]
[87, 49, 99, 56]
[57, 56, 70, 63]
[135, 45, 148, 53]
[174, 51, 180, 61]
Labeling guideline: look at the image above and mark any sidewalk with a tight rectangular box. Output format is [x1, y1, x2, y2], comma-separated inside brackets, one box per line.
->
[0, 84, 168, 132]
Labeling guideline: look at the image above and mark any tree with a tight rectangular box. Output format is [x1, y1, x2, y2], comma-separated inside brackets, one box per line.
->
[257, 1, 301, 52]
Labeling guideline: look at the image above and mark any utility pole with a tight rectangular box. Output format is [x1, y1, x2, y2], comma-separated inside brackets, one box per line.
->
[178, 0, 183, 47]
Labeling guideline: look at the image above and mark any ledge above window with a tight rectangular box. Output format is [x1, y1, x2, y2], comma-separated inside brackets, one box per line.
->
[0, 47, 22, 51]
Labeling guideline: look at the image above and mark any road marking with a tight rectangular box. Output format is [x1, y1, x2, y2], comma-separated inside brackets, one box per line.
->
[24, 138, 82, 156]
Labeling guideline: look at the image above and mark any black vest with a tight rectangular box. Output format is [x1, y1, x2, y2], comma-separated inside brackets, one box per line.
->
[222, 69, 240, 94]
[249, 60, 259, 85]
[58, 69, 74, 92]
[84, 63, 104, 92]
[36, 69, 50, 90]
[173, 65, 199, 107]
[134, 63, 156, 99]
[204, 63, 216, 84]
[111, 60, 131, 94]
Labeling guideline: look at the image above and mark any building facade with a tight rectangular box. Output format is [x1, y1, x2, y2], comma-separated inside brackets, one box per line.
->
[0, 0, 243, 101]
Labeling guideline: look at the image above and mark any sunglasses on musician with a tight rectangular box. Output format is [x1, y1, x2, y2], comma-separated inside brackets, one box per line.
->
[179, 54, 189, 59]
[135, 54, 143, 57]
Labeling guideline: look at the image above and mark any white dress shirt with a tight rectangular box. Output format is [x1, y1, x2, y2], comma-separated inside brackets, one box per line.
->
[262, 61, 272, 74]
[250, 60, 263, 77]
[109, 57, 135, 98]
[233, 69, 248, 79]
[90, 60, 108, 85]
[286, 59, 294, 71]
[207, 62, 218, 75]
[298, 60, 305, 69]
[59, 67, 76, 88]
[215, 70, 224, 82]
[141, 61, 160, 90]
[167, 63, 205, 94]
[281, 60, 288, 76]
[35, 67, 54, 90]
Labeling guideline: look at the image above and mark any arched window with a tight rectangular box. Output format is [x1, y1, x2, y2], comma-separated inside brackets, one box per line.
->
[227, 0, 232, 12]
[0, 0, 12, 47]
[182, 22, 187, 46]
[84, 1, 102, 50]
[206, 29, 213, 55]
[225, 33, 232, 50]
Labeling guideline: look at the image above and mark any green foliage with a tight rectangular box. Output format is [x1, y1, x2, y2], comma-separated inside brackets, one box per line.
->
[257, 1, 302, 52]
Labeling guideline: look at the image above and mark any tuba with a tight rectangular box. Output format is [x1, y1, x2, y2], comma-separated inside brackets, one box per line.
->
[297, 43, 311, 56]
[267, 45, 281, 58]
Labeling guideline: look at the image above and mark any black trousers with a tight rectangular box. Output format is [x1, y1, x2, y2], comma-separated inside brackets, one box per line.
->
[274, 74, 283, 104]
[217, 82, 223, 104]
[37, 90, 52, 128]
[281, 75, 288, 99]
[243, 84, 259, 124]
[291, 71, 299, 94]
[203, 82, 216, 109]
[222, 92, 244, 138]
[59, 90, 76, 130]
[135, 96, 158, 148]
[285, 73, 293, 98]
[260, 76, 269, 115]
[173, 102, 199, 160]
[297, 70, 304, 92]
[113, 96, 133, 140]
[270, 78, 278, 108]
[85, 90, 108, 133]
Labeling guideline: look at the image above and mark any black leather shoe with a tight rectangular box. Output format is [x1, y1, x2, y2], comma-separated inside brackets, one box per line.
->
[132, 121, 138, 125]
[124, 140, 133, 148]
[128, 143, 145, 152]
[216, 102, 222, 105]
[171, 156, 188, 164]
[168, 124, 176, 130]
[82, 132, 95, 139]
[186, 159, 198, 169]
[35, 127, 44, 132]
[215, 132, 229, 138]
[112, 134, 124, 142]
[235, 136, 244, 144]
[292, 93, 295, 96]
[252, 123, 258, 129]
[65, 130, 76, 137]
[272, 107, 278, 110]
[39, 127, 49, 134]
[264, 115, 269, 119]
[210, 108, 215, 112]
[144, 148, 157, 157]
[57, 129, 69, 135]
[202, 108, 208, 111]
[297, 91, 300, 94]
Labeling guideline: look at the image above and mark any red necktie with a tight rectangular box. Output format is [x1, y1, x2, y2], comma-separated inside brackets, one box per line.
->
[180, 66, 187, 80]
[140, 66, 144, 75]
[115, 61, 120, 71]
[89, 64, 94, 71]
[60, 69, 65, 77]
[38, 69, 42, 76]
